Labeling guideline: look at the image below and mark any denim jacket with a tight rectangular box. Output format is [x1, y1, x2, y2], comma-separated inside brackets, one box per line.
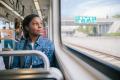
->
[11, 36, 54, 68]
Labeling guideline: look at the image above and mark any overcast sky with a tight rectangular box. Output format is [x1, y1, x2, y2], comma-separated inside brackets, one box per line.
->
[61, 0, 120, 18]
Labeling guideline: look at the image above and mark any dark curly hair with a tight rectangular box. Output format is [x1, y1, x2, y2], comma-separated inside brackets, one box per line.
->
[22, 14, 39, 38]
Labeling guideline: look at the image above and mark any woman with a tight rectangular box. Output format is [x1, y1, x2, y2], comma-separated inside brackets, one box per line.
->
[11, 14, 54, 68]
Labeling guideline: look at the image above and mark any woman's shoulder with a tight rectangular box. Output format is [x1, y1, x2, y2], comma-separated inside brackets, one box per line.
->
[15, 38, 26, 50]
[17, 38, 26, 44]
[37, 36, 54, 46]
[38, 36, 52, 43]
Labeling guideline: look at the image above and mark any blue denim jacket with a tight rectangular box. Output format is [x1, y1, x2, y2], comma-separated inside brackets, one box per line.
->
[11, 36, 54, 68]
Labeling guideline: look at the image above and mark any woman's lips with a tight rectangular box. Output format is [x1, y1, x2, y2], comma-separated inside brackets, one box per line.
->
[36, 30, 42, 32]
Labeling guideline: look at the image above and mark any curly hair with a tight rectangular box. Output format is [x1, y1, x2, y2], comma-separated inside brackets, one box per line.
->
[22, 14, 39, 38]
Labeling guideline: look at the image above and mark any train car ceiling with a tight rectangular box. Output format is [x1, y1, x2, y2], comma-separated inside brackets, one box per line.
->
[0, 0, 49, 22]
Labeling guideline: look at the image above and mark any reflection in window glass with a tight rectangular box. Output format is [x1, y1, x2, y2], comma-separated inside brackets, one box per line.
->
[61, 0, 120, 67]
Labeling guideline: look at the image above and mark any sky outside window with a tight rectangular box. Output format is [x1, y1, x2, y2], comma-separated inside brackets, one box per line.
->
[61, 0, 120, 18]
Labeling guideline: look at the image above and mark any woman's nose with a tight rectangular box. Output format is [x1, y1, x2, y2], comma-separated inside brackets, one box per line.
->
[38, 24, 42, 28]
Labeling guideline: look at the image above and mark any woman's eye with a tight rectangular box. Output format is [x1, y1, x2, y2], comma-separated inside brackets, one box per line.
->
[33, 23, 38, 25]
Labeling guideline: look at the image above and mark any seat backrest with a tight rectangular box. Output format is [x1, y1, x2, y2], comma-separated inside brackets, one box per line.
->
[0, 50, 64, 80]
[0, 67, 63, 80]
[0, 50, 50, 69]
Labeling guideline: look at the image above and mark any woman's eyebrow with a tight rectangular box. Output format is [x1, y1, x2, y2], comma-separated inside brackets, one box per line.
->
[32, 21, 39, 23]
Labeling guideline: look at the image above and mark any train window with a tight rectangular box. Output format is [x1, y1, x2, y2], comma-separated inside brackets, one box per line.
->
[61, 0, 120, 68]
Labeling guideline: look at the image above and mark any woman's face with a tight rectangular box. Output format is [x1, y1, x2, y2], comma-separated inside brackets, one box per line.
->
[28, 17, 43, 36]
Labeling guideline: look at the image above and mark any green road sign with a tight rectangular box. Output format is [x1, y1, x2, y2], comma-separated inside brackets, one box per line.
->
[75, 16, 96, 23]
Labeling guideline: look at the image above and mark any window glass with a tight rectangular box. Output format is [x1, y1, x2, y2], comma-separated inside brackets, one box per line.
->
[61, 0, 120, 67]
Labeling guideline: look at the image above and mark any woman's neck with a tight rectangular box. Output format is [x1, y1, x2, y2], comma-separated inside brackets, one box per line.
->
[29, 34, 38, 43]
